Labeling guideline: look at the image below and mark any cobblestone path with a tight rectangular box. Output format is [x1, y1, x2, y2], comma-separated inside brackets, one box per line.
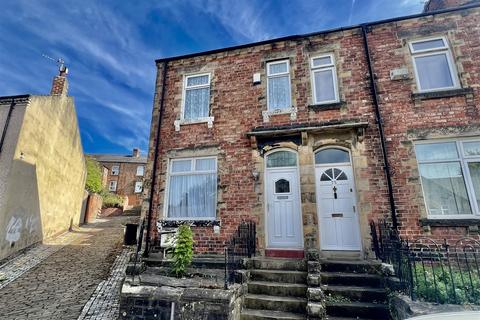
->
[0, 216, 136, 320]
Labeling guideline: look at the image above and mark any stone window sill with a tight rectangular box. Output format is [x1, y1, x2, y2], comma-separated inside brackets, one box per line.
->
[174, 117, 214, 132]
[308, 101, 344, 111]
[159, 219, 220, 228]
[262, 107, 297, 122]
[419, 218, 480, 227]
[412, 87, 473, 101]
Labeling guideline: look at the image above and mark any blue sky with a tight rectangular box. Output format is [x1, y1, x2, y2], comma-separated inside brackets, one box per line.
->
[0, 0, 424, 155]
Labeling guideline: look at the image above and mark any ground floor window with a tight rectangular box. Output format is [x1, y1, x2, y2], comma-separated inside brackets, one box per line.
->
[109, 180, 117, 192]
[166, 157, 217, 219]
[415, 139, 480, 218]
[134, 181, 143, 193]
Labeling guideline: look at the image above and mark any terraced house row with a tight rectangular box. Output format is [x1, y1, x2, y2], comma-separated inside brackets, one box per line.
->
[142, 0, 480, 260]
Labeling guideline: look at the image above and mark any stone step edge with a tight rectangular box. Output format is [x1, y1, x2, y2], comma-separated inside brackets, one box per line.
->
[241, 308, 306, 319]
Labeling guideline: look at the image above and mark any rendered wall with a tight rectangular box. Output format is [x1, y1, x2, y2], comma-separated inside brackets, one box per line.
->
[0, 95, 86, 260]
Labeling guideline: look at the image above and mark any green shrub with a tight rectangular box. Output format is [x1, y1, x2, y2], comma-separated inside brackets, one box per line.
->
[85, 157, 103, 194]
[172, 224, 194, 278]
[413, 264, 480, 304]
[101, 191, 124, 208]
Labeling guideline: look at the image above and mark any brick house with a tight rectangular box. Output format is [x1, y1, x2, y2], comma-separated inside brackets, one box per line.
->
[142, 0, 480, 259]
[92, 149, 147, 209]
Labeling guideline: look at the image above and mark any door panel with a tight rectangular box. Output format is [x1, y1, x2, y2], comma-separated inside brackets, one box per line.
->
[266, 169, 303, 249]
[316, 165, 361, 251]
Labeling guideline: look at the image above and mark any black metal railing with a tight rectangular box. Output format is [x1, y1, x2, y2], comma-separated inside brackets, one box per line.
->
[224, 221, 256, 289]
[370, 220, 480, 304]
[132, 218, 146, 278]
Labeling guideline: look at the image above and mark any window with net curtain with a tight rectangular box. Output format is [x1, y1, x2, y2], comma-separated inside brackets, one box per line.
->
[415, 140, 480, 217]
[311, 55, 339, 104]
[409, 37, 458, 92]
[267, 60, 291, 110]
[167, 157, 217, 219]
[183, 74, 210, 120]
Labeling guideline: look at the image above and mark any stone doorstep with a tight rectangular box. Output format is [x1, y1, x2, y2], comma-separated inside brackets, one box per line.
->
[247, 281, 307, 297]
[250, 256, 307, 271]
[320, 271, 384, 287]
[244, 293, 307, 314]
[326, 301, 389, 319]
[249, 269, 307, 284]
[241, 308, 306, 320]
[321, 284, 387, 303]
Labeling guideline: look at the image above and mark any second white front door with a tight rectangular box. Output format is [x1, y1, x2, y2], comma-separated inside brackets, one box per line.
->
[266, 168, 303, 249]
[316, 165, 361, 250]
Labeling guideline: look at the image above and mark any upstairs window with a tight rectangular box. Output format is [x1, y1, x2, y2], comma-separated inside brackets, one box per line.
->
[134, 181, 143, 193]
[183, 74, 211, 120]
[267, 60, 291, 110]
[109, 180, 117, 192]
[311, 54, 339, 104]
[415, 139, 480, 218]
[136, 165, 144, 176]
[111, 165, 120, 176]
[409, 37, 459, 92]
[167, 157, 217, 219]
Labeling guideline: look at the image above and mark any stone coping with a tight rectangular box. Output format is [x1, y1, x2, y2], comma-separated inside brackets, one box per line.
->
[419, 218, 480, 227]
[412, 87, 474, 101]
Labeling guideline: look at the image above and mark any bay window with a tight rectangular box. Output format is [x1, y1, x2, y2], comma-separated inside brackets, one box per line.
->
[409, 37, 459, 92]
[166, 157, 217, 219]
[267, 60, 291, 110]
[415, 139, 480, 218]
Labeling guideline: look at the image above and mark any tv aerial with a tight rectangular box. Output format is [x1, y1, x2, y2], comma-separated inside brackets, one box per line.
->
[42, 54, 68, 74]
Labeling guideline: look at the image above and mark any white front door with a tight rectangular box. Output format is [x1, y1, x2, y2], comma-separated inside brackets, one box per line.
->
[316, 165, 361, 250]
[266, 168, 303, 249]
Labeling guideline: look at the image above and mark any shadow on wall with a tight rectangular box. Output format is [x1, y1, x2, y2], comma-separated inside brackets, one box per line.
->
[0, 159, 43, 261]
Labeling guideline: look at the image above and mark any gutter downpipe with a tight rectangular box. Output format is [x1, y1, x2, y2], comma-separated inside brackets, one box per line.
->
[0, 99, 15, 157]
[144, 61, 168, 256]
[361, 25, 399, 229]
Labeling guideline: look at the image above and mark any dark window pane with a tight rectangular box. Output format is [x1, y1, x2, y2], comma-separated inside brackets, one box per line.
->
[267, 151, 297, 167]
[275, 179, 290, 193]
[315, 149, 350, 164]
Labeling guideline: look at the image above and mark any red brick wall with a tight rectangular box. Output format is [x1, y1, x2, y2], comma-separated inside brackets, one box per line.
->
[146, 7, 480, 253]
[101, 162, 145, 207]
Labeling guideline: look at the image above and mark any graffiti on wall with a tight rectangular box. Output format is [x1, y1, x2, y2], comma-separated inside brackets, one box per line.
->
[5, 207, 40, 246]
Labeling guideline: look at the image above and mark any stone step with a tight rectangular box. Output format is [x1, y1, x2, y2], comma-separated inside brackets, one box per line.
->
[250, 269, 307, 284]
[321, 272, 384, 288]
[326, 301, 389, 319]
[241, 308, 306, 320]
[244, 294, 306, 314]
[325, 317, 371, 320]
[320, 260, 381, 274]
[322, 285, 387, 303]
[251, 257, 307, 271]
[248, 281, 307, 297]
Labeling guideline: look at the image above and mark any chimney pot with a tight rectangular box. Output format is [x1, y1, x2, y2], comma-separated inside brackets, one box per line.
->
[133, 148, 140, 157]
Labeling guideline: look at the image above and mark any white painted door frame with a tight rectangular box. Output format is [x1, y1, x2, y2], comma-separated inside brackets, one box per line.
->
[315, 148, 362, 251]
[264, 150, 304, 250]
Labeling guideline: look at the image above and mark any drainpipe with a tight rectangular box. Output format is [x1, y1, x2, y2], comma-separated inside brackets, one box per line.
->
[0, 99, 16, 157]
[144, 61, 168, 256]
[361, 25, 399, 229]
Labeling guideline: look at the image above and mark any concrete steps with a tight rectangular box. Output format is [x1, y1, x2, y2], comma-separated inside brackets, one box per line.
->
[241, 257, 307, 320]
[241, 308, 306, 320]
[321, 260, 390, 319]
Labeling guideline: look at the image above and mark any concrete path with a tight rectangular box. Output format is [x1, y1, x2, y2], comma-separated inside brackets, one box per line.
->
[0, 215, 137, 320]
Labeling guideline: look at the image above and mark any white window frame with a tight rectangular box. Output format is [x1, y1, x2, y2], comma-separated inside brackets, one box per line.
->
[266, 60, 292, 111]
[409, 36, 460, 93]
[164, 156, 218, 220]
[181, 73, 211, 121]
[136, 165, 144, 176]
[310, 54, 339, 104]
[109, 180, 117, 192]
[415, 138, 480, 219]
[111, 165, 119, 176]
[134, 181, 143, 193]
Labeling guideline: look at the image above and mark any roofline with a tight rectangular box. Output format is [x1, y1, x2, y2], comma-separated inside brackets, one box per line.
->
[155, 3, 480, 63]
[0, 94, 30, 101]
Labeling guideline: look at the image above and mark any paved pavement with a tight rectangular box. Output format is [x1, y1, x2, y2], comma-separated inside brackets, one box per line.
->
[0, 215, 137, 320]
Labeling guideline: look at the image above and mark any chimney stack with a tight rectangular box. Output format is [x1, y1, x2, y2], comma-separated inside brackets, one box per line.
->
[133, 148, 140, 158]
[50, 62, 69, 96]
[423, 0, 479, 12]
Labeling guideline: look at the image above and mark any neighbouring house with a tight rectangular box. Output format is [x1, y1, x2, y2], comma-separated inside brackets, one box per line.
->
[121, 1, 480, 319]
[0, 65, 86, 261]
[91, 148, 147, 209]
